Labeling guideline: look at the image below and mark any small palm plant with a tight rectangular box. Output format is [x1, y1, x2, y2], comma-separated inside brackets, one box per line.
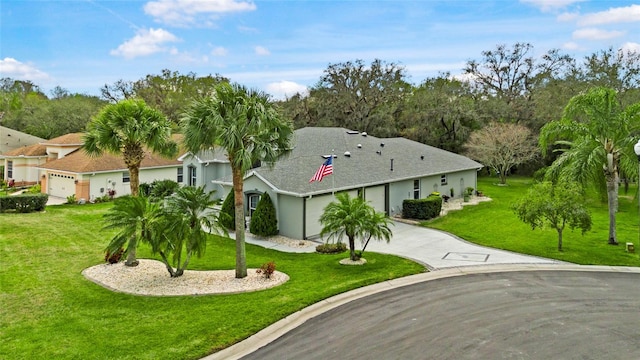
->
[319, 192, 393, 261]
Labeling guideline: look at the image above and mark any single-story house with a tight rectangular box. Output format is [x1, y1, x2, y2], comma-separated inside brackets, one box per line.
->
[181, 127, 483, 240]
[0, 126, 46, 185]
[36, 133, 185, 201]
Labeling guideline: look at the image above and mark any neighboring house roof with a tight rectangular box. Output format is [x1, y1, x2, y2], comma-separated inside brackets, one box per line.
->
[1, 143, 47, 157]
[38, 133, 186, 174]
[0, 126, 45, 154]
[41, 133, 84, 146]
[210, 127, 484, 196]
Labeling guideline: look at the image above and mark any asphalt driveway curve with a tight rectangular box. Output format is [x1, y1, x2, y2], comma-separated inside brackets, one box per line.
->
[208, 266, 640, 360]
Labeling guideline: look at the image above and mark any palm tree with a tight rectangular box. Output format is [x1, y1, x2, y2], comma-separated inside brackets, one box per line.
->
[83, 98, 178, 197]
[103, 195, 162, 266]
[158, 186, 227, 277]
[540, 87, 640, 245]
[181, 82, 293, 278]
[319, 192, 393, 261]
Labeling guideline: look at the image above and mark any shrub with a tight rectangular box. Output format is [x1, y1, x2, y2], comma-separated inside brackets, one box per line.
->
[256, 261, 276, 279]
[139, 182, 152, 197]
[249, 193, 278, 236]
[402, 195, 442, 220]
[465, 187, 475, 196]
[149, 179, 179, 200]
[0, 193, 48, 213]
[316, 242, 347, 254]
[27, 184, 41, 194]
[66, 194, 77, 204]
[104, 248, 124, 264]
[219, 191, 236, 230]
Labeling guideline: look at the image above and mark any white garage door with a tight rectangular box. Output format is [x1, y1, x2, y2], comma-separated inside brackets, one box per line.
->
[305, 190, 357, 239]
[364, 185, 386, 214]
[49, 173, 76, 198]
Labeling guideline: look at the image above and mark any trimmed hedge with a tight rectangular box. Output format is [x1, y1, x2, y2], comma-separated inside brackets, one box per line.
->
[402, 195, 442, 220]
[249, 193, 278, 236]
[0, 193, 49, 213]
[316, 242, 347, 254]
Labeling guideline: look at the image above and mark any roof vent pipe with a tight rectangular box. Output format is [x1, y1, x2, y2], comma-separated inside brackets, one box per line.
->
[390, 158, 394, 171]
[376, 150, 382, 155]
[380, 143, 385, 147]
[361, 132, 367, 137]
[420, 155, 424, 160]
[344, 151, 351, 157]
[357, 144, 362, 148]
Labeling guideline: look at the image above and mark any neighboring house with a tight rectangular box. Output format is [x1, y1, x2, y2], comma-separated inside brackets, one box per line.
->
[0, 126, 46, 184]
[0, 125, 45, 154]
[28, 133, 185, 201]
[183, 127, 484, 240]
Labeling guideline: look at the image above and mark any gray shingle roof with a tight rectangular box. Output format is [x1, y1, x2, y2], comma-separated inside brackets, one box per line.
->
[211, 127, 483, 197]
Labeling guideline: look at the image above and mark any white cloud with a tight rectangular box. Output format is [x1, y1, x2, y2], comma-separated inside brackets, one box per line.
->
[144, 0, 256, 27]
[621, 42, 640, 54]
[557, 12, 579, 22]
[110, 28, 179, 59]
[255, 46, 270, 56]
[562, 41, 581, 50]
[266, 81, 308, 100]
[572, 28, 625, 41]
[211, 47, 228, 56]
[0, 58, 50, 80]
[578, 4, 640, 26]
[520, 0, 585, 12]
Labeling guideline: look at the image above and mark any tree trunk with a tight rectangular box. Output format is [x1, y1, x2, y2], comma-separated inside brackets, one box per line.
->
[124, 235, 139, 267]
[557, 228, 563, 251]
[348, 236, 356, 261]
[129, 164, 140, 197]
[606, 173, 618, 245]
[232, 166, 247, 278]
[159, 251, 176, 277]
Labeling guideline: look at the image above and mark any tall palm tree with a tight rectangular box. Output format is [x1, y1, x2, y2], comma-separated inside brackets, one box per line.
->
[103, 195, 162, 266]
[83, 98, 178, 197]
[158, 186, 227, 277]
[181, 83, 293, 278]
[540, 87, 640, 245]
[319, 192, 393, 261]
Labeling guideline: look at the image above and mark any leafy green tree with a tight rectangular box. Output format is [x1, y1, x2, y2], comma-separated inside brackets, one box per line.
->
[399, 73, 479, 152]
[319, 192, 393, 261]
[249, 192, 278, 236]
[104, 195, 162, 266]
[181, 82, 293, 278]
[310, 59, 409, 136]
[539, 87, 640, 245]
[219, 191, 236, 230]
[153, 186, 226, 277]
[83, 99, 178, 197]
[512, 181, 591, 251]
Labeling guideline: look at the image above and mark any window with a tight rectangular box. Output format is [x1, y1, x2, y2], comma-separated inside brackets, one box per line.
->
[177, 167, 183, 183]
[440, 174, 447, 186]
[413, 179, 420, 199]
[248, 193, 260, 216]
[122, 171, 130, 183]
[7, 160, 13, 178]
[188, 166, 197, 186]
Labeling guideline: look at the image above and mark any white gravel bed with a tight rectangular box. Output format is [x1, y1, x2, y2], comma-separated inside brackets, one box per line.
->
[82, 259, 289, 296]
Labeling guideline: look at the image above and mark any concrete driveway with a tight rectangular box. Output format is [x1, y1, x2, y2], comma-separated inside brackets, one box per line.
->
[364, 221, 561, 269]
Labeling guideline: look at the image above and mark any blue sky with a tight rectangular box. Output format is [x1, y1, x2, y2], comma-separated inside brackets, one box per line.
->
[1, 0, 639, 99]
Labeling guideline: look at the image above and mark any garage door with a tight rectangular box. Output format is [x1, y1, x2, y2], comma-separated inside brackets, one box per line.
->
[305, 190, 357, 239]
[364, 185, 386, 214]
[49, 173, 76, 198]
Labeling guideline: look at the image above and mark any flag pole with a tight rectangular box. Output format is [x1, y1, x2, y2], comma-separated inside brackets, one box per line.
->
[331, 149, 335, 195]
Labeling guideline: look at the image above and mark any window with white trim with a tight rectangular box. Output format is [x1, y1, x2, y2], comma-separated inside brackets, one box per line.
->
[188, 166, 197, 186]
[177, 167, 183, 183]
[413, 179, 420, 199]
[7, 160, 13, 178]
[440, 174, 447, 186]
[123, 171, 130, 183]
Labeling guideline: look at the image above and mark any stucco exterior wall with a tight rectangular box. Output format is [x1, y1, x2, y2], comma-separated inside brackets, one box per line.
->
[278, 195, 303, 239]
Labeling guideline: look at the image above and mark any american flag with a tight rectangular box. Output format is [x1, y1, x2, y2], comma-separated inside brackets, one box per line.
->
[309, 156, 333, 183]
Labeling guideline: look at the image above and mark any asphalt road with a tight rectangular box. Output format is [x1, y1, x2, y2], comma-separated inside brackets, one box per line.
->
[241, 271, 640, 360]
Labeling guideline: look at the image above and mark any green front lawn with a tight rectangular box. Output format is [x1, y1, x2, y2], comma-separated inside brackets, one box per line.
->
[427, 176, 640, 266]
[0, 203, 424, 360]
